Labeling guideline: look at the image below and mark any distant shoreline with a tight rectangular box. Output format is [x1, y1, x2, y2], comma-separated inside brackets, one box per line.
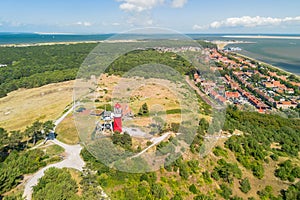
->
[234, 52, 300, 77]
[0, 39, 140, 47]
[223, 35, 300, 40]
[0, 41, 100, 47]
[0, 39, 298, 77]
[217, 42, 299, 76]
[213, 40, 255, 50]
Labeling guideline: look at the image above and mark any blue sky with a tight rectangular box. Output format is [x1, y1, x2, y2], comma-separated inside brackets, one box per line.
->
[1, 0, 300, 33]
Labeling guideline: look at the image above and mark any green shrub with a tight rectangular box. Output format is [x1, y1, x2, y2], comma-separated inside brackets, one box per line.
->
[239, 178, 251, 193]
[189, 184, 198, 194]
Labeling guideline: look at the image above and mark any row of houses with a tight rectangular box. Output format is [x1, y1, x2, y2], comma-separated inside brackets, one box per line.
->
[237, 87, 269, 110]
[275, 101, 298, 109]
[230, 72, 299, 110]
[210, 90, 226, 104]
[194, 72, 226, 104]
[155, 46, 202, 53]
[202, 48, 299, 111]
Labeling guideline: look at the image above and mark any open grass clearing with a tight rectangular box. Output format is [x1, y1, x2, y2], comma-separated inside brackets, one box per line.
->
[0, 81, 74, 131]
[56, 113, 79, 145]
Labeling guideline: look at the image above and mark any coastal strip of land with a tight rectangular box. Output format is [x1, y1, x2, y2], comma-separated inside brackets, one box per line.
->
[214, 41, 299, 76]
[234, 52, 298, 77]
[0, 39, 139, 48]
[223, 35, 300, 40]
[1, 38, 298, 79]
[212, 40, 255, 50]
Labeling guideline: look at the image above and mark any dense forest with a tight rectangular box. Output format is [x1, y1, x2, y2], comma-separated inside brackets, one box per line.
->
[0, 41, 215, 97]
[196, 40, 217, 49]
[32, 168, 80, 200]
[106, 48, 194, 77]
[0, 121, 56, 196]
[0, 43, 97, 97]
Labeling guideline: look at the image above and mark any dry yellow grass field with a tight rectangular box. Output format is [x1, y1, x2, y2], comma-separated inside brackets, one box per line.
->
[95, 74, 197, 128]
[56, 113, 79, 144]
[0, 74, 196, 144]
[0, 81, 74, 131]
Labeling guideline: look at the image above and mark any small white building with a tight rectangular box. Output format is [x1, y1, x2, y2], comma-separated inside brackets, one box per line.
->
[276, 101, 298, 109]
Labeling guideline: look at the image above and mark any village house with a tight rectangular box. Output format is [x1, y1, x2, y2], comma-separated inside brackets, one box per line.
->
[285, 88, 295, 94]
[230, 82, 239, 90]
[209, 90, 226, 104]
[276, 101, 298, 109]
[225, 91, 240, 99]
[263, 80, 287, 90]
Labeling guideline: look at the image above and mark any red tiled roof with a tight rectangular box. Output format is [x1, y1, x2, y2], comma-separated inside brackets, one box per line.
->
[272, 81, 281, 87]
[225, 92, 240, 98]
[230, 82, 239, 89]
[210, 90, 218, 97]
[278, 101, 292, 105]
[291, 82, 300, 87]
[225, 75, 231, 82]
[218, 96, 226, 102]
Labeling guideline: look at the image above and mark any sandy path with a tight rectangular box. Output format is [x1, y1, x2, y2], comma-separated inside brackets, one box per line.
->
[23, 103, 85, 200]
[131, 132, 171, 158]
[23, 140, 84, 200]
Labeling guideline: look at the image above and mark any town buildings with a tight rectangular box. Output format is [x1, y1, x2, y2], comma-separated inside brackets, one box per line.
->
[194, 48, 300, 113]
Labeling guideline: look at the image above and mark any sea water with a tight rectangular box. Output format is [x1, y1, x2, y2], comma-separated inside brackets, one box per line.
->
[0, 33, 299, 75]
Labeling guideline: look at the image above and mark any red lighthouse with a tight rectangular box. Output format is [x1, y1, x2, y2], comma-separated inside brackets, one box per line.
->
[113, 103, 122, 132]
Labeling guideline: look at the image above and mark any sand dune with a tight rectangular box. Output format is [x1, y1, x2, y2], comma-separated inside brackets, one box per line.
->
[223, 35, 300, 40]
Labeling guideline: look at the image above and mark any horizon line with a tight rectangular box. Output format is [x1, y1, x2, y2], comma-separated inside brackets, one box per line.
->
[1, 31, 300, 35]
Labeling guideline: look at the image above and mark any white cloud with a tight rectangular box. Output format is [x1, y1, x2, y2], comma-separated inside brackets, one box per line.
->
[146, 19, 153, 25]
[193, 16, 300, 30]
[192, 24, 207, 30]
[117, 0, 188, 28]
[125, 14, 154, 26]
[118, 0, 164, 12]
[117, 0, 187, 12]
[75, 21, 92, 27]
[171, 0, 187, 8]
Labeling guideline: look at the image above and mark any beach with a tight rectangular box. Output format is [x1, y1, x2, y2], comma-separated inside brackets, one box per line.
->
[218, 40, 297, 76]
[0, 39, 140, 48]
[223, 35, 300, 40]
[215, 41, 297, 76]
[234, 52, 299, 77]
[212, 40, 255, 50]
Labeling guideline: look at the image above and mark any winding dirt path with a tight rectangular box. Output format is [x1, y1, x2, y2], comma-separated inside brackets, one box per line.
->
[23, 140, 84, 200]
[131, 132, 171, 158]
[23, 103, 86, 200]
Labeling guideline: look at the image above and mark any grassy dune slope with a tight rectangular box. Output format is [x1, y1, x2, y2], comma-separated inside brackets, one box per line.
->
[0, 81, 74, 131]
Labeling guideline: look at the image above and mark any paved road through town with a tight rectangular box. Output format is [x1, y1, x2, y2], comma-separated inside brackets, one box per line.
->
[185, 76, 225, 110]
